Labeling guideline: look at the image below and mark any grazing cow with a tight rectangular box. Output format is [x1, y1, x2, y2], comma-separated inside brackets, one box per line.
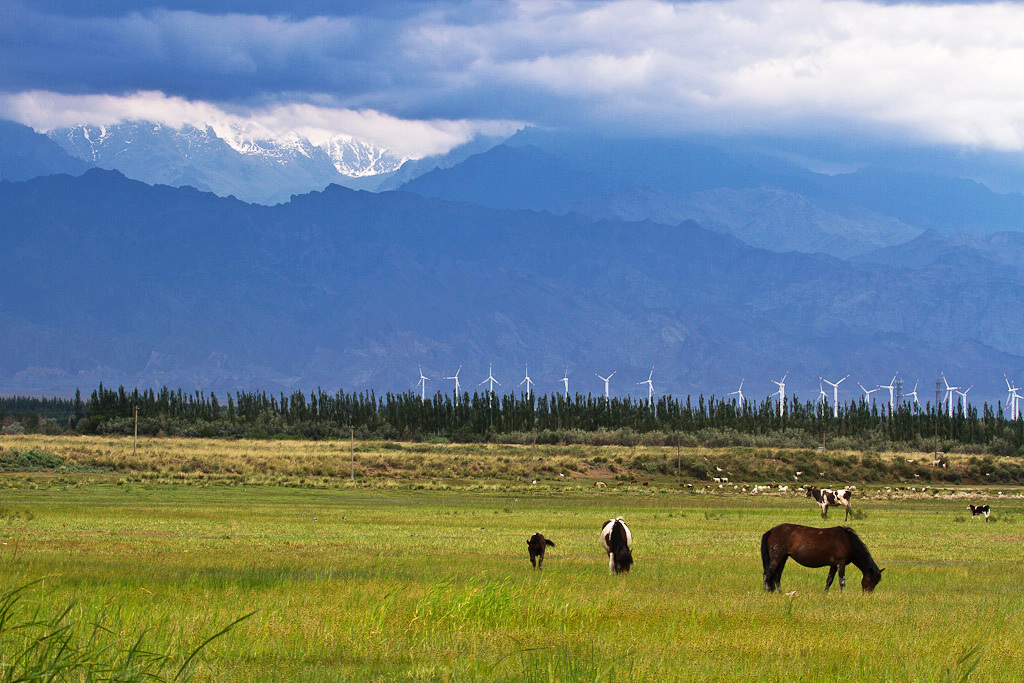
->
[600, 517, 633, 574]
[806, 486, 854, 521]
[967, 504, 991, 522]
[595, 481, 607, 488]
[527, 532, 555, 569]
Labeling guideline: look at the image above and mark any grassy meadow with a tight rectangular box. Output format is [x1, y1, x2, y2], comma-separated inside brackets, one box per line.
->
[1, 435, 1022, 682]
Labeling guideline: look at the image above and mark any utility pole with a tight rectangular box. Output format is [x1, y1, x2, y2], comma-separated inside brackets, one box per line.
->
[350, 426, 355, 482]
[530, 427, 536, 482]
[676, 432, 681, 477]
[133, 404, 138, 457]
[934, 378, 941, 458]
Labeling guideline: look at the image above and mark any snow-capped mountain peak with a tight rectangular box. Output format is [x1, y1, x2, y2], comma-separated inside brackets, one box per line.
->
[46, 121, 407, 203]
[321, 134, 407, 177]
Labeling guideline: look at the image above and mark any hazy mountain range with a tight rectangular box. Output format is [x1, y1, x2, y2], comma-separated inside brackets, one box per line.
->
[3, 119, 1020, 257]
[401, 130, 1023, 257]
[1, 119, 1022, 403]
[2, 165, 1022, 405]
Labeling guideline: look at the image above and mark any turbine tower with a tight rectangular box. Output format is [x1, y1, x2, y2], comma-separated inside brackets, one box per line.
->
[444, 365, 462, 400]
[955, 385, 973, 416]
[517, 363, 534, 396]
[819, 374, 849, 419]
[637, 367, 655, 404]
[728, 379, 745, 409]
[941, 373, 959, 418]
[905, 380, 921, 411]
[857, 382, 880, 405]
[560, 368, 570, 398]
[1005, 375, 1022, 421]
[479, 363, 501, 395]
[595, 371, 616, 400]
[876, 371, 899, 415]
[416, 366, 430, 401]
[771, 372, 788, 417]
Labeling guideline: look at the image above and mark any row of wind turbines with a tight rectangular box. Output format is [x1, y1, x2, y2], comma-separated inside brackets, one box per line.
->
[723, 371, 1021, 420]
[414, 365, 1024, 420]
[416, 364, 654, 402]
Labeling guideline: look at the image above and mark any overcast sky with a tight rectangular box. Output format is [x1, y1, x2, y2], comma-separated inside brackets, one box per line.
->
[2, 0, 1023, 162]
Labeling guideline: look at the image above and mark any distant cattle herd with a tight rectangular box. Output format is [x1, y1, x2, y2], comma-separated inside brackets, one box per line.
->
[527, 486, 994, 592]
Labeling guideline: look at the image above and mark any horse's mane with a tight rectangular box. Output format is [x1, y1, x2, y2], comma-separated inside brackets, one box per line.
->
[841, 527, 879, 572]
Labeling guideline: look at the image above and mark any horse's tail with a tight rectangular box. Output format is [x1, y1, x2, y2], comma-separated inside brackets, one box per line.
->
[760, 529, 773, 573]
[545, 539, 555, 547]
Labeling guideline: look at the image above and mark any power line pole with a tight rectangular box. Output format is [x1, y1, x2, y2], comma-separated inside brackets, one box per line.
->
[676, 432, 681, 478]
[529, 427, 536, 482]
[350, 426, 355, 482]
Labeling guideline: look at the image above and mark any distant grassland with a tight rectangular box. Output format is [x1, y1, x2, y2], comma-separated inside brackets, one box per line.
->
[3, 434, 1024, 489]
[0, 481, 1021, 682]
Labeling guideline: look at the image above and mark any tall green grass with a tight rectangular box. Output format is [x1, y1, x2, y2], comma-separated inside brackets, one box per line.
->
[1, 484, 1020, 681]
[0, 580, 251, 682]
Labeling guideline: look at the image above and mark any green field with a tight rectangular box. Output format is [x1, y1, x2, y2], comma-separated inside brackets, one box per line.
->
[2, 475, 1022, 682]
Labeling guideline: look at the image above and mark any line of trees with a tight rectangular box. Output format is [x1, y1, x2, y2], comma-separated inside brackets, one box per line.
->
[2, 384, 1022, 455]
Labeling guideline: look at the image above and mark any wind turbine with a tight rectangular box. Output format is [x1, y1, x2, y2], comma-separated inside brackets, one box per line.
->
[817, 381, 828, 409]
[857, 382, 880, 405]
[771, 372, 788, 417]
[415, 366, 430, 401]
[595, 371, 616, 400]
[444, 365, 462, 400]
[941, 372, 959, 418]
[1005, 375, 1021, 420]
[517, 364, 534, 396]
[876, 371, 899, 415]
[637, 367, 655, 404]
[955, 385, 973, 416]
[560, 368, 570, 398]
[819, 374, 849, 419]
[728, 379, 745, 409]
[479, 363, 501, 395]
[905, 380, 921, 411]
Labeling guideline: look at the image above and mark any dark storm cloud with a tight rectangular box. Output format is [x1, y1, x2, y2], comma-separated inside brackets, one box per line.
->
[1, 3, 387, 105]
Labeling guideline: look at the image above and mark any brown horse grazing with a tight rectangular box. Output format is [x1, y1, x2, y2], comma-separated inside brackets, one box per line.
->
[761, 523, 884, 593]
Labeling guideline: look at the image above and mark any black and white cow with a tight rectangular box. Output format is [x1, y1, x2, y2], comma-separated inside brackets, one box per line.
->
[600, 517, 633, 574]
[527, 532, 555, 569]
[967, 504, 991, 522]
[805, 486, 854, 521]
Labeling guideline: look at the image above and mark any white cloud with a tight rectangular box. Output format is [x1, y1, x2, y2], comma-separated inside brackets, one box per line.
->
[0, 90, 522, 159]
[406, 0, 1024, 150]
[4, 1, 1023, 152]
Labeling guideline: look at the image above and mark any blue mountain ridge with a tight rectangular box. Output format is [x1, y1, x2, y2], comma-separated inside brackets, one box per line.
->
[0, 121, 91, 181]
[2, 169, 1021, 404]
[399, 132, 1023, 256]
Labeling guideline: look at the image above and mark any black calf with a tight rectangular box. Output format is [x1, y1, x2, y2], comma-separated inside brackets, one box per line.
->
[527, 532, 555, 569]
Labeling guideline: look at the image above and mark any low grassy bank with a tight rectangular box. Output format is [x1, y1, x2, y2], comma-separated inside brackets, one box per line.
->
[3, 434, 1024, 491]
